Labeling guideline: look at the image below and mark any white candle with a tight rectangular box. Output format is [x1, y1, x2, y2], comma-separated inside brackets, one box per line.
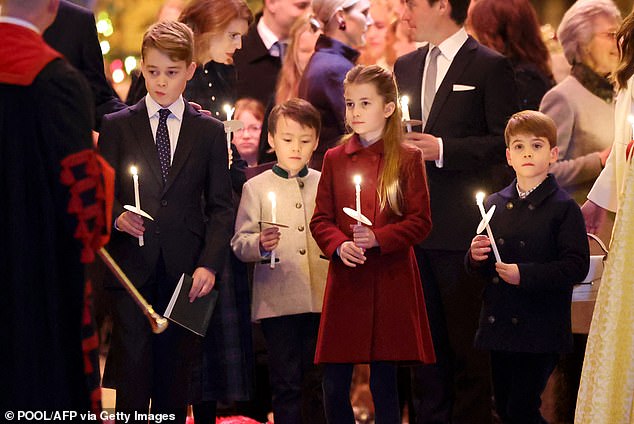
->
[224, 104, 235, 167]
[268, 192, 277, 269]
[476, 192, 501, 263]
[130, 166, 144, 247]
[401, 95, 412, 133]
[353, 175, 362, 225]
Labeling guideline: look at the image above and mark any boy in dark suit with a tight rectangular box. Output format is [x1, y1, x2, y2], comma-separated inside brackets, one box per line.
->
[468, 110, 589, 424]
[394, 0, 519, 421]
[98, 21, 234, 423]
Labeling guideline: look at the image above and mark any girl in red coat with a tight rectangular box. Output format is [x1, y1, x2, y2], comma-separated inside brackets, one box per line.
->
[310, 64, 436, 423]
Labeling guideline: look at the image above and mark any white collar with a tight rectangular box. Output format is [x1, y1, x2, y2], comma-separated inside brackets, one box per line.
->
[257, 17, 279, 51]
[145, 94, 185, 121]
[0, 16, 40, 34]
[430, 27, 468, 61]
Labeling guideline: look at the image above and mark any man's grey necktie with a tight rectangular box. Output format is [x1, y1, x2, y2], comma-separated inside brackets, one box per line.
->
[423, 47, 441, 124]
[156, 108, 171, 185]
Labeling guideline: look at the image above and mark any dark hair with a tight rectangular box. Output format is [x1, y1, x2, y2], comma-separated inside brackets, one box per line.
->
[268, 98, 322, 138]
[468, 0, 552, 79]
[429, 0, 470, 25]
[504, 110, 557, 149]
[142, 21, 194, 64]
[615, 10, 634, 88]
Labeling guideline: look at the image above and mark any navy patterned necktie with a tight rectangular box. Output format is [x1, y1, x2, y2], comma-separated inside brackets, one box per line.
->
[156, 108, 171, 184]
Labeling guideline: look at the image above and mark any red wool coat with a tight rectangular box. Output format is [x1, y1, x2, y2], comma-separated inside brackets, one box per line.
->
[310, 135, 436, 364]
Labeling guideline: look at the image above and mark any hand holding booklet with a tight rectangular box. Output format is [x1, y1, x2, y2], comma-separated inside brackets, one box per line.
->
[164, 273, 218, 336]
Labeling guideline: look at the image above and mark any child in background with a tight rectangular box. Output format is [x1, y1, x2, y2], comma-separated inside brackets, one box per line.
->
[310, 64, 436, 423]
[468, 110, 589, 424]
[231, 98, 328, 424]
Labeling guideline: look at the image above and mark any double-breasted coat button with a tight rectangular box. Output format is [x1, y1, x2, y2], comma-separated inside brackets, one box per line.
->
[204, 69, 208, 74]
[155, 228, 161, 235]
[208, 82, 212, 87]
[506, 202, 514, 210]
[298, 180, 305, 188]
[298, 225, 305, 232]
[492, 276, 499, 284]
[487, 315, 496, 324]
[498, 238, 505, 245]
[528, 204, 535, 210]
[511, 317, 519, 325]
[296, 202, 302, 208]
[211, 96, 216, 101]
[299, 248, 306, 255]
[519, 241, 525, 248]
[161, 200, 168, 207]
[215, 111, 220, 116]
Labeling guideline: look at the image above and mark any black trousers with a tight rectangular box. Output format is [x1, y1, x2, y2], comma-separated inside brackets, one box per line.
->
[103, 255, 198, 424]
[260, 313, 325, 424]
[410, 248, 493, 424]
[323, 362, 400, 424]
[490, 351, 558, 424]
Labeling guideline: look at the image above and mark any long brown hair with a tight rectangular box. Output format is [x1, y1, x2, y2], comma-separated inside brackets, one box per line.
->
[275, 15, 321, 104]
[343, 65, 404, 215]
[179, 0, 253, 65]
[615, 11, 634, 89]
[468, 0, 552, 79]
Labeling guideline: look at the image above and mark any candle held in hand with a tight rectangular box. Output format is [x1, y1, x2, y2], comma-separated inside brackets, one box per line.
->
[268, 192, 277, 269]
[401, 95, 412, 133]
[475, 192, 501, 263]
[353, 175, 362, 225]
[130, 166, 144, 247]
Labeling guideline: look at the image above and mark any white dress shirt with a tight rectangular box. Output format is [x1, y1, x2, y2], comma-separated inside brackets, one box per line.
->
[145, 94, 185, 164]
[421, 28, 469, 168]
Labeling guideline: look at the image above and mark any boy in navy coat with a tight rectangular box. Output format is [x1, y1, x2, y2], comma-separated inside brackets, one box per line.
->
[98, 21, 233, 422]
[468, 110, 589, 424]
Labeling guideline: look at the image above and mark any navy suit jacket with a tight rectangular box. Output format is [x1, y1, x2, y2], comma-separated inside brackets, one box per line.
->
[232, 15, 281, 106]
[98, 100, 234, 289]
[467, 175, 589, 353]
[394, 36, 519, 250]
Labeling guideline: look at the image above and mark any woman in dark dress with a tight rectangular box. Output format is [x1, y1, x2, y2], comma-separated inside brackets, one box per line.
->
[298, 0, 372, 169]
[468, 0, 554, 111]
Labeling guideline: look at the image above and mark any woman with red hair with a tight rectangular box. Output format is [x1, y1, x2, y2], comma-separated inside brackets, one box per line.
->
[468, 0, 554, 110]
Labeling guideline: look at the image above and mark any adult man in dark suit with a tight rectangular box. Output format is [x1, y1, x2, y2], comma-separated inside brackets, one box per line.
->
[233, 0, 310, 105]
[1, 0, 111, 412]
[44, 0, 125, 130]
[393, 0, 519, 422]
[98, 21, 234, 422]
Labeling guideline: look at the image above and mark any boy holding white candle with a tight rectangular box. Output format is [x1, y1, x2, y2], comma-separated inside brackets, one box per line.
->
[467, 110, 589, 424]
[231, 98, 328, 424]
[98, 21, 234, 421]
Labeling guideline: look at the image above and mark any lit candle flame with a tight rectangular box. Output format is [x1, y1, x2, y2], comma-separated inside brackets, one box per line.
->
[353, 175, 362, 185]
[130, 165, 138, 176]
[476, 191, 485, 204]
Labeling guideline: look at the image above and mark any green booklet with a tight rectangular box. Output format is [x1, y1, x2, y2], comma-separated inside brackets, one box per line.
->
[164, 273, 218, 337]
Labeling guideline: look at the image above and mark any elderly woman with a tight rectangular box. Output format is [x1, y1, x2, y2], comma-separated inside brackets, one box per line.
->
[539, 0, 621, 209]
[537, 3, 621, 421]
[298, 0, 373, 169]
[576, 10, 634, 423]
